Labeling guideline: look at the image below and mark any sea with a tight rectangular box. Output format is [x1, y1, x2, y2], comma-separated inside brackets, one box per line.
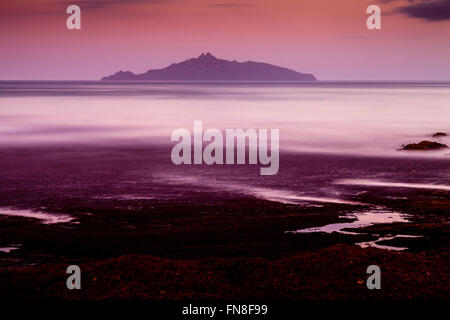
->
[0, 81, 449, 251]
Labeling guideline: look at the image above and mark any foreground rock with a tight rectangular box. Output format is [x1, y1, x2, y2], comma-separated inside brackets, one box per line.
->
[400, 140, 448, 151]
[0, 244, 448, 300]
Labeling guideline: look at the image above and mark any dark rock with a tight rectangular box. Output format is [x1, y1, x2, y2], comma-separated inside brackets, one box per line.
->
[1, 244, 448, 299]
[400, 140, 448, 151]
[102, 52, 317, 81]
[432, 132, 447, 138]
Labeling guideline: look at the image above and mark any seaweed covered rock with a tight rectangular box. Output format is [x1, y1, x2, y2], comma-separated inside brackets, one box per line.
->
[400, 140, 448, 151]
[432, 132, 447, 138]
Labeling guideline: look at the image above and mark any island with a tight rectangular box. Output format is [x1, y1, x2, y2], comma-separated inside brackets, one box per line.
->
[101, 52, 317, 81]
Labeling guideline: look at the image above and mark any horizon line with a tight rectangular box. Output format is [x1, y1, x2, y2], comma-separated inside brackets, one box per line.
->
[1, 79, 450, 82]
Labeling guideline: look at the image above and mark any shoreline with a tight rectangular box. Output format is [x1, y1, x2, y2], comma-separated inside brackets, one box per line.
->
[0, 145, 448, 299]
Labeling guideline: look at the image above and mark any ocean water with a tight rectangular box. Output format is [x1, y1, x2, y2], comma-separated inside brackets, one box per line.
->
[0, 81, 449, 249]
[0, 81, 449, 157]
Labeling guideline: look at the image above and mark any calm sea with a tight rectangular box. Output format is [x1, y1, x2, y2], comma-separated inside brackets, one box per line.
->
[0, 81, 449, 251]
[0, 81, 449, 157]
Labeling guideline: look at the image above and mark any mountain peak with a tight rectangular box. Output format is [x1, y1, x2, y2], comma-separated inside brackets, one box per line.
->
[198, 52, 216, 59]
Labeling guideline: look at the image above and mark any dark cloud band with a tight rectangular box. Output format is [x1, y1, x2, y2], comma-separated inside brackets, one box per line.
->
[396, 0, 450, 21]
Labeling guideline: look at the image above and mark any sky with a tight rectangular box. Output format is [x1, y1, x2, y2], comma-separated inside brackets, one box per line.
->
[0, 0, 449, 80]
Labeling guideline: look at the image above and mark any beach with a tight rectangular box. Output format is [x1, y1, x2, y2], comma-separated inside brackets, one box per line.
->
[0, 82, 449, 299]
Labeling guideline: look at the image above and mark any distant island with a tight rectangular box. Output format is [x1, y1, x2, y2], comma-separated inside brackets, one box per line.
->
[101, 52, 317, 81]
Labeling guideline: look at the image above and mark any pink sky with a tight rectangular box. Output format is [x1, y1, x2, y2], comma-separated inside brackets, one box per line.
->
[1, 0, 449, 80]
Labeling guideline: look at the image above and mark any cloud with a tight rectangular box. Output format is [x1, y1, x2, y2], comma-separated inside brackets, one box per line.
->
[395, 0, 450, 21]
[61, 0, 166, 10]
[203, 2, 255, 8]
[378, 0, 411, 3]
[0, 0, 167, 16]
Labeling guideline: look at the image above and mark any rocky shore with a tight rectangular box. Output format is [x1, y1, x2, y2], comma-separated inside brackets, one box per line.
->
[0, 146, 448, 300]
[1, 244, 448, 300]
